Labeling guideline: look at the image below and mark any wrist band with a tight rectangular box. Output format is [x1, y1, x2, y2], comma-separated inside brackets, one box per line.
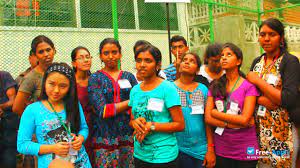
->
[208, 144, 215, 147]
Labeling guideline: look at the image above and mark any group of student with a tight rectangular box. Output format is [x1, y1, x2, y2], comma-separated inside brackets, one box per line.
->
[0, 17, 299, 168]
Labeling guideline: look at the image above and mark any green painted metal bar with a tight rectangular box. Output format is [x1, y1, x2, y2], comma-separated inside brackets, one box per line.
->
[193, 0, 257, 13]
[111, 0, 120, 69]
[257, 0, 263, 54]
[208, 2, 215, 43]
[112, 0, 119, 40]
[264, 3, 300, 13]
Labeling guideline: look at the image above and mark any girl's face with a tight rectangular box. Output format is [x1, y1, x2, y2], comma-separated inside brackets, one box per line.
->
[179, 54, 199, 75]
[220, 47, 241, 70]
[259, 25, 282, 54]
[135, 51, 158, 79]
[35, 42, 55, 67]
[72, 49, 92, 72]
[45, 72, 70, 103]
[100, 43, 121, 69]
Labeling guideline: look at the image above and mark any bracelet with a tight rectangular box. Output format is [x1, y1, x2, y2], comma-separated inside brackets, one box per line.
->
[207, 144, 215, 147]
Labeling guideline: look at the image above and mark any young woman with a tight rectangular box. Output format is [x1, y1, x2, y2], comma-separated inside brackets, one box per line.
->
[71, 46, 93, 164]
[174, 52, 215, 168]
[247, 18, 299, 168]
[0, 71, 19, 168]
[205, 43, 259, 168]
[133, 40, 166, 82]
[17, 63, 91, 168]
[198, 43, 224, 83]
[129, 44, 185, 168]
[13, 35, 56, 116]
[88, 38, 137, 168]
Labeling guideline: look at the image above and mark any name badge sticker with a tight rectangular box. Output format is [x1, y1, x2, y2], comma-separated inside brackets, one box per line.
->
[229, 101, 239, 112]
[118, 79, 132, 89]
[147, 98, 164, 112]
[215, 127, 224, 136]
[215, 100, 224, 112]
[266, 74, 278, 86]
[257, 105, 266, 117]
[191, 105, 204, 115]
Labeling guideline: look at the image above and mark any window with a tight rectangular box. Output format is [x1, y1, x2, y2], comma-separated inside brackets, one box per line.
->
[80, 0, 135, 29]
[138, 2, 178, 30]
[3, 0, 76, 27]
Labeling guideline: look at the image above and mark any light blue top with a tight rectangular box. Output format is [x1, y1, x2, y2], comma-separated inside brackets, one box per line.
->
[17, 101, 91, 168]
[129, 80, 181, 163]
[174, 83, 208, 160]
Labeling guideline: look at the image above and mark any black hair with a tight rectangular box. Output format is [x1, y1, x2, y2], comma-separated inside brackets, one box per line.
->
[259, 18, 288, 51]
[99, 38, 122, 54]
[31, 35, 55, 55]
[181, 52, 202, 69]
[29, 49, 34, 56]
[133, 40, 151, 53]
[40, 62, 81, 134]
[210, 43, 245, 98]
[170, 35, 187, 47]
[203, 43, 222, 64]
[71, 46, 91, 75]
[134, 44, 162, 76]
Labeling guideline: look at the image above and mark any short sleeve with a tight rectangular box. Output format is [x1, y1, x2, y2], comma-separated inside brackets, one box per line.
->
[18, 75, 35, 94]
[1, 71, 17, 92]
[245, 81, 260, 97]
[164, 82, 181, 108]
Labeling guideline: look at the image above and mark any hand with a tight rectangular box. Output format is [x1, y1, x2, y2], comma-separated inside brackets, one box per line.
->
[53, 142, 70, 157]
[131, 117, 146, 134]
[258, 96, 278, 110]
[134, 122, 151, 143]
[203, 150, 216, 168]
[71, 134, 84, 151]
[211, 109, 219, 118]
[246, 72, 260, 85]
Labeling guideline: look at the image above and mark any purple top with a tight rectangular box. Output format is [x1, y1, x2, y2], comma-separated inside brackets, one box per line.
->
[208, 79, 259, 161]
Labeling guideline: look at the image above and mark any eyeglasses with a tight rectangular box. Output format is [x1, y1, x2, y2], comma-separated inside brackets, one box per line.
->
[75, 56, 92, 61]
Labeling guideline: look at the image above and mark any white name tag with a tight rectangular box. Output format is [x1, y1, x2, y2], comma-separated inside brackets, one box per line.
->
[118, 79, 132, 89]
[229, 101, 239, 112]
[266, 74, 278, 86]
[227, 109, 239, 115]
[191, 105, 204, 115]
[147, 98, 164, 112]
[257, 105, 266, 117]
[215, 100, 224, 112]
[215, 127, 224, 136]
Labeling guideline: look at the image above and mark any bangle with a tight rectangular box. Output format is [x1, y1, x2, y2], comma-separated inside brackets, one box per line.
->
[224, 121, 228, 128]
[207, 144, 215, 147]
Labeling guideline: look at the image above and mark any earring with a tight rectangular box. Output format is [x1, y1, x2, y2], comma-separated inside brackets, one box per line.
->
[280, 41, 284, 48]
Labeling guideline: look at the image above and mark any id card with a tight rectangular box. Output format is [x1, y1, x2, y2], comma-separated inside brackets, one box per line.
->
[229, 101, 239, 112]
[266, 74, 279, 86]
[147, 98, 164, 112]
[118, 79, 132, 89]
[227, 109, 239, 115]
[191, 105, 204, 115]
[257, 105, 266, 117]
[215, 127, 224, 136]
[215, 100, 224, 112]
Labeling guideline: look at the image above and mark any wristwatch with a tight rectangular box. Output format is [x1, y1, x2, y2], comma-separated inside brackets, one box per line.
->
[150, 122, 155, 131]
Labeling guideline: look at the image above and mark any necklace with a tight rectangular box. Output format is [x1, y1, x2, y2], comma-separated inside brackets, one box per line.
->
[47, 100, 71, 136]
